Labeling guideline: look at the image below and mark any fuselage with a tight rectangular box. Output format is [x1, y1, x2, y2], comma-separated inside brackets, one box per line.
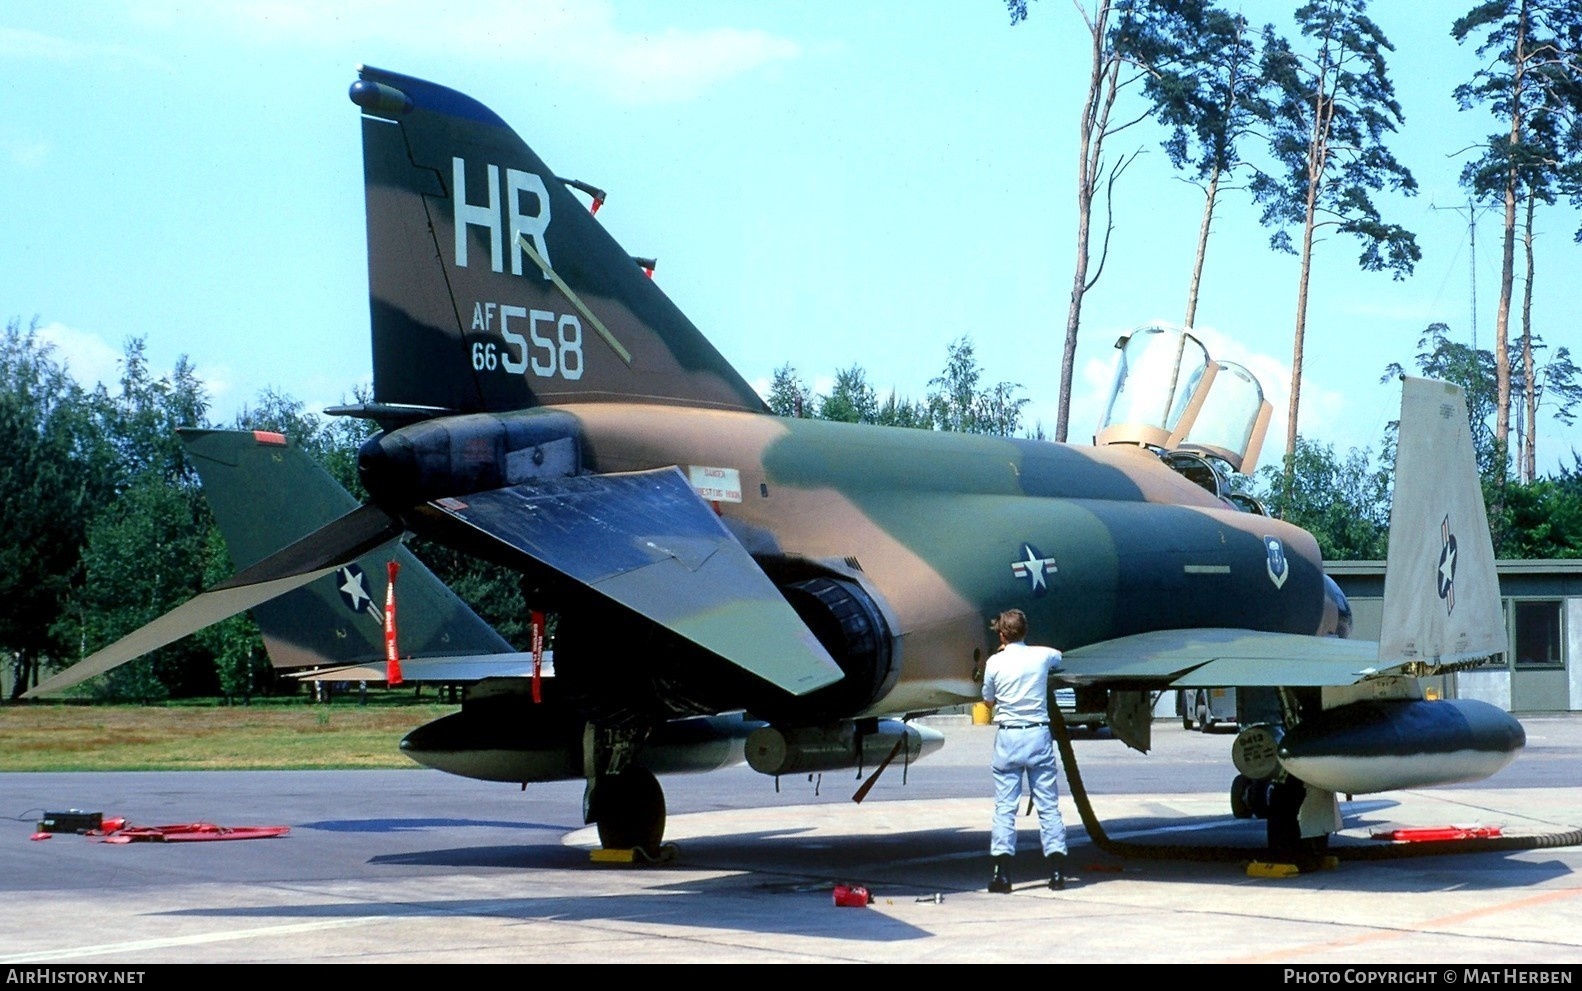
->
[561, 403, 1335, 715]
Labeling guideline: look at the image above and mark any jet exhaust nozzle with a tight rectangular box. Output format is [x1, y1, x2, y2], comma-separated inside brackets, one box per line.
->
[359, 409, 583, 507]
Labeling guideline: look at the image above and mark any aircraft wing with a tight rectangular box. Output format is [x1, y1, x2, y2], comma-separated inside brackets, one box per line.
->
[412, 467, 846, 697]
[26, 565, 347, 697]
[24, 504, 406, 698]
[1063, 628, 1386, 688]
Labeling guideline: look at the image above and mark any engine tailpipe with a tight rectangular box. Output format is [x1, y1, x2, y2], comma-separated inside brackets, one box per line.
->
[745, 720, 945, 776]
[1278, 698, 1525, 795]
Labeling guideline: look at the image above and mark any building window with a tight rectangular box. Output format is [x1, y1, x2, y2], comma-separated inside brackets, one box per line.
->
[1513, 600, 1564, 669]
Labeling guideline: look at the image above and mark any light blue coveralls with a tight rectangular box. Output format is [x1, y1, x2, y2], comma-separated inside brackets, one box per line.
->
[982, 640, 1068, 859]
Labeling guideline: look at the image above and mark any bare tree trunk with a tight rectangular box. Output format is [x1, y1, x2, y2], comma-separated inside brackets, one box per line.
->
[1057, 0, 1115, 443]
[1521, 192, 1537, 483]
[1184, 166, 1222, 329]
[1493, 1, 1529, 467]
[8, 650, 35, 701]
[1284, 70, 1333, 502]
[1285, 209, 1318, 503]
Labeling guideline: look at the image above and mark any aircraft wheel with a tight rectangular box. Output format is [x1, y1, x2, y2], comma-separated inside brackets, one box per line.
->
[1229, 774, 1253, 819]
[1196, 693, 1215, 732]
[591, 768, 666, 856]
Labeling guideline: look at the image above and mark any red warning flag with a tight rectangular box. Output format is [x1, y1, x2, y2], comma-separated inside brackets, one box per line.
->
[531, 609, 546, 703]
[384, 560, 404, 686]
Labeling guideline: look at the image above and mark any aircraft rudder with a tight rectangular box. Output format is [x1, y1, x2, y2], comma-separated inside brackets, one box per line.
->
[1378, 377, 1505, 667]
[351, 66, 767, 418]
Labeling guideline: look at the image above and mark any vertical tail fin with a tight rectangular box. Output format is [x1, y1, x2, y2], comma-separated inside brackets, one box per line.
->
[350, 65, 767, 417]
[1377, 377, 1506, 667]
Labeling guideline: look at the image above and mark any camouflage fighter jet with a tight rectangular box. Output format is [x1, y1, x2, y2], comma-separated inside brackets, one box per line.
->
[29, 66, 1523, 860]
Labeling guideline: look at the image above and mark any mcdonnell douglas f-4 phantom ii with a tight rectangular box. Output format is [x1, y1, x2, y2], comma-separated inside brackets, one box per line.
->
[29, 66, 1526, 862]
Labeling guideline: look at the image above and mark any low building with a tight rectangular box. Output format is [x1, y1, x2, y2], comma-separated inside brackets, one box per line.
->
[1329, 559, 1582, 714]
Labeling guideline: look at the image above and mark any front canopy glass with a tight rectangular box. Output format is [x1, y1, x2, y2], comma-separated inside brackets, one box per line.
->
[1094, 323, 1271, 475]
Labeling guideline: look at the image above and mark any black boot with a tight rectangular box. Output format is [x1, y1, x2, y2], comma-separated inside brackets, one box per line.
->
[1046, 852, 1067, 890]
[988, 855, 1013, 894]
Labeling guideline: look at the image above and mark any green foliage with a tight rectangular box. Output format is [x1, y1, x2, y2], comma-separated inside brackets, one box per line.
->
[30, 334, 218, 700]
[234, 384, 376, 499]
[94, 337, 210, 488]
[926, 336, 1029, 436]
[1524, 341, 1582, 437]
[1251, 0, 1420, 278]
[766, 364, 814, 418]
[1487, 461, 1582, 558]
[194, 528, 269, 704]
[0, 318, 116, 697]
[404, 537, 533, 650]
[1254, 438, 1391, 560]
[818, 366, 880, 423]
[59, 475, 213, 701]
[1143, 4, 1270, 184]
[767, 337, 1025, 436]
[1382, 322, 1504, 477]
[1452, 0, 1582, 215]
[876, 391, 931, 429]
[1377, 321, 1577, 482]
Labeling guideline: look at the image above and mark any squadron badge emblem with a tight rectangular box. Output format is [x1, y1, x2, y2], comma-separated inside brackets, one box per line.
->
[1264, 536, 1288, 590]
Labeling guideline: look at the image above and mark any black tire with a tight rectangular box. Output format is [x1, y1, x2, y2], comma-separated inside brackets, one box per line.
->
[1230, 774, 1252, 819]
[591, 767, 666, 855]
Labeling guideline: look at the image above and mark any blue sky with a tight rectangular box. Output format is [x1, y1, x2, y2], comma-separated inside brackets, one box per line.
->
[4, 1, 1578, 477]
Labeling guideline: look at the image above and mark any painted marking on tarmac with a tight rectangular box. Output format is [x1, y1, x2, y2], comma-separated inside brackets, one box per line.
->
[0, 917, 386, 964]
[1225, 886, 1582, 963]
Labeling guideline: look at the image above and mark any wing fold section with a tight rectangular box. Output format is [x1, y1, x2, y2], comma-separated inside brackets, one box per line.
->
[418, 468, 845, 696]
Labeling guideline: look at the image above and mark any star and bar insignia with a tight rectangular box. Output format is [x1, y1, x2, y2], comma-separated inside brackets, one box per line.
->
[1011, 543, 1059, 596]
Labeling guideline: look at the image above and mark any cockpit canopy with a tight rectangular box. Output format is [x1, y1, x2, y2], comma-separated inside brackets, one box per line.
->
[1095, 323, 1272, 476]
[1095, 323, 1273, 512]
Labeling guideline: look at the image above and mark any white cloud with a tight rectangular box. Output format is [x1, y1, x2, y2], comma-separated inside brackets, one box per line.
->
[0, 26, 99, 60]
[161, 0, 802, 104]
[6, 136, 50, 168]
[34, 322, 238, 415]
[35, 322, 123, 391]
[0, 25, 168, 69]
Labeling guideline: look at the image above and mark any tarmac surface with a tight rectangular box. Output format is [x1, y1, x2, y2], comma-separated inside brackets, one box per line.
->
[2, 715, 1580, 965]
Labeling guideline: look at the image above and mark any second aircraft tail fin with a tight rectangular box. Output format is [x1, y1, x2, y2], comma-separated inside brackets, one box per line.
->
[182, 428, 514, 671]
[1377, 377, 1506, 668]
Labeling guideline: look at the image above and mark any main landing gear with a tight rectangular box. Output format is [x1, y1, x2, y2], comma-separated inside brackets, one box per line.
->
[586, 766, 670, 861]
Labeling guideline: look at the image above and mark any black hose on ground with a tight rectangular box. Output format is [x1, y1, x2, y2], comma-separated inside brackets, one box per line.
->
[1049, 707, 1582, 868]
